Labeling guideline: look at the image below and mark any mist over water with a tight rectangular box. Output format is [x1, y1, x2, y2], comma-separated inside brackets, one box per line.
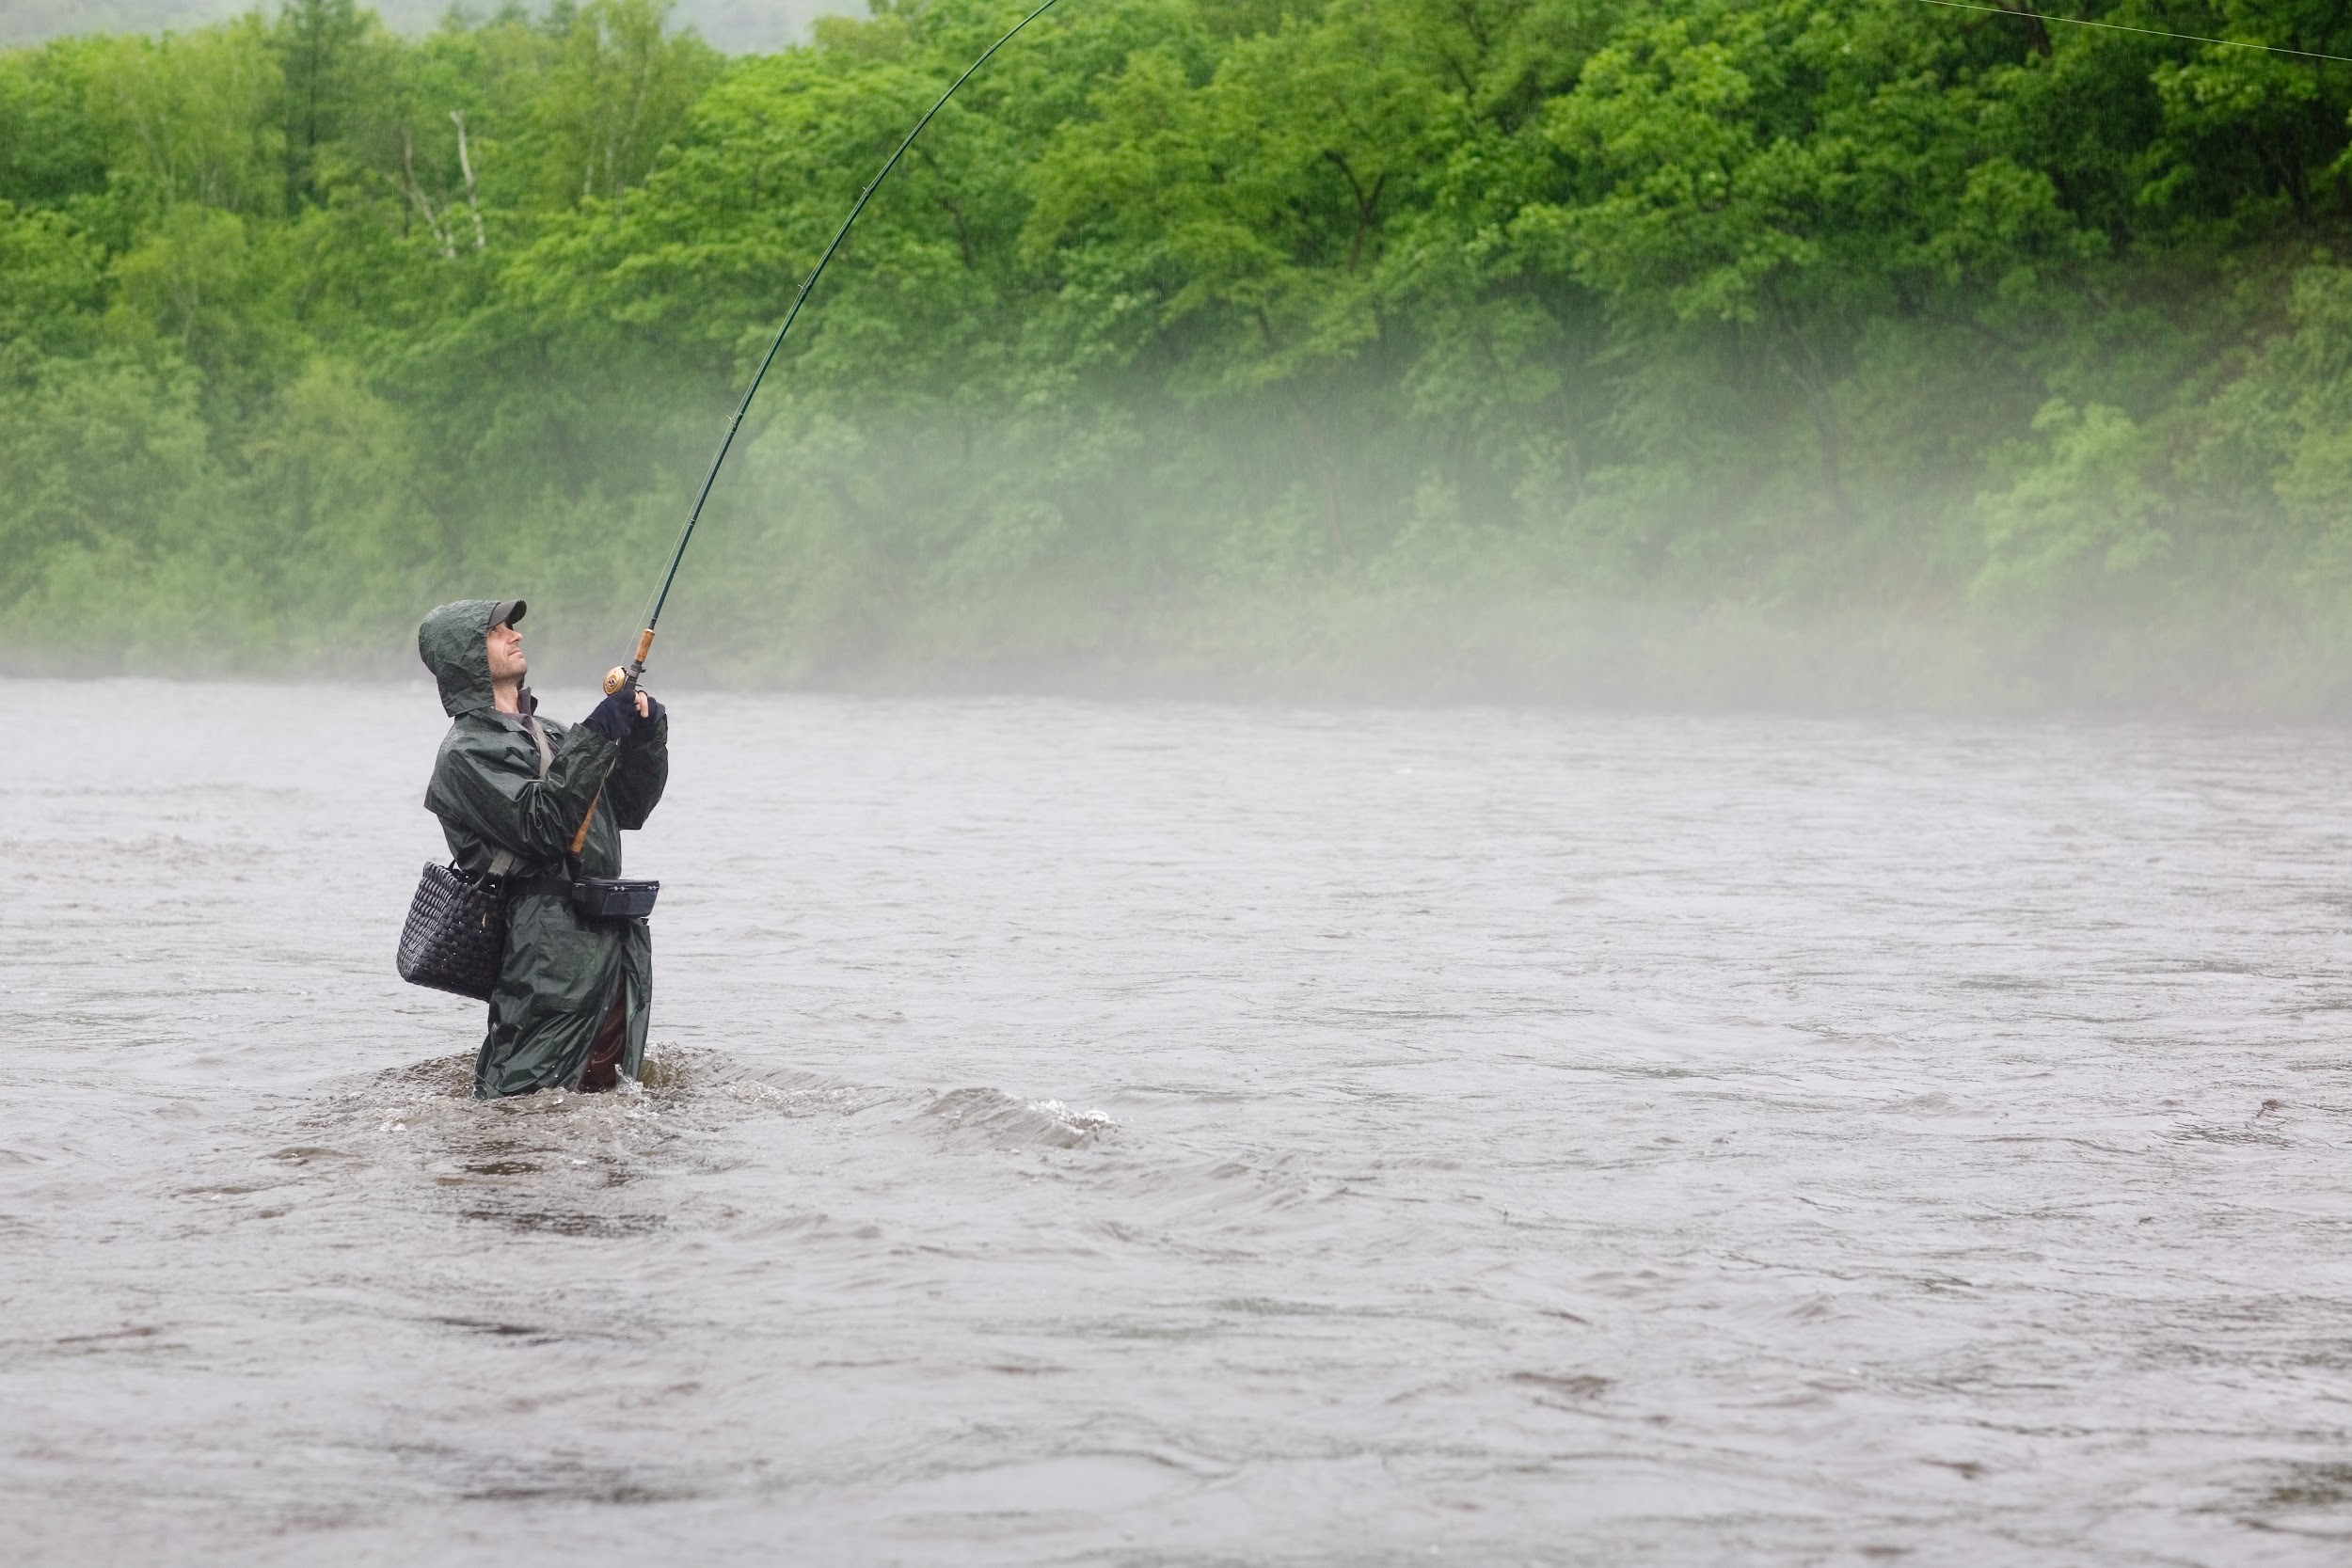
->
[7, 679, 2352, 1563]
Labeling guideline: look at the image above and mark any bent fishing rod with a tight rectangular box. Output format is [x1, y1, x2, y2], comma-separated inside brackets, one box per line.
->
[596, 0, 1071, 703]
[568, 0, 1071, 853]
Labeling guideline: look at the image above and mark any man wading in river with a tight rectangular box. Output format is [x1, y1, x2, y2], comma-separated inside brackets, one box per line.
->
[418, 599, 668, 1098]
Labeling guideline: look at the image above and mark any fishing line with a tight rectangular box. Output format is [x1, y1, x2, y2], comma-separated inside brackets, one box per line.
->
[604, 0, 1072, 694]
[604, 0, 2343, 701]
[1908, 0, 2352, 65]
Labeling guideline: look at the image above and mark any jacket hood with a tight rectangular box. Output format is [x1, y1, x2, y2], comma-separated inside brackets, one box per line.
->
[419, 599, 509, 718]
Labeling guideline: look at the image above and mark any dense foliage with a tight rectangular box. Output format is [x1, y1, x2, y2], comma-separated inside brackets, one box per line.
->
[0, 1, 821, 54]
[4, 0, 2350, 705]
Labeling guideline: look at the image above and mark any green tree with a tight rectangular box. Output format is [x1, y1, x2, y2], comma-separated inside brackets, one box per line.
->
[535, 0, 718, 205]
[272, 0, 372, 210]
[85, 16, 284, 215]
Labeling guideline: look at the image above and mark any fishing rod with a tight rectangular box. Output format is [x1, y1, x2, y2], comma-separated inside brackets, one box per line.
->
[595, 0, 1071, 702]
[569, 0, 1071, 853]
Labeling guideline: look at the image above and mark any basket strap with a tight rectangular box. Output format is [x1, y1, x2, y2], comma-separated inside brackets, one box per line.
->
[520, 715, 552, 779]
[475, 717, 554, 881]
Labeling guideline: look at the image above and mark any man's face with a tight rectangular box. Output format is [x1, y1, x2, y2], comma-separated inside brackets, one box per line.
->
[485, 621, 526, 684]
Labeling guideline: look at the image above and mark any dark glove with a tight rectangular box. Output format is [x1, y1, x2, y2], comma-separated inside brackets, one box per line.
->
[582, 689, 635, 743]
[628, 689, 666, 745]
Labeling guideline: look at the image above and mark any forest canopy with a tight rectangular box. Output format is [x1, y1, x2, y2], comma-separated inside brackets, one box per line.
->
[3, 0, 2350, 708]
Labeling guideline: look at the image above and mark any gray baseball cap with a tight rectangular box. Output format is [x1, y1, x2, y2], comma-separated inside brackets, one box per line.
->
[490, 598, 527, 629]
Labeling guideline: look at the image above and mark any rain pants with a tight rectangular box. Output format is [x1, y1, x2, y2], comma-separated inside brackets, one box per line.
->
[417, 600, 668, 1099]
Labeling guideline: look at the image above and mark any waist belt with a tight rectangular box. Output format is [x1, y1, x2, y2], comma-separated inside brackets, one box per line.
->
[507, 875, 573, 900]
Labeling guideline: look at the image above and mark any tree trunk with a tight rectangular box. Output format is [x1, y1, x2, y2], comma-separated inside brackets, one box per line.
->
[452, 111, 486, 251]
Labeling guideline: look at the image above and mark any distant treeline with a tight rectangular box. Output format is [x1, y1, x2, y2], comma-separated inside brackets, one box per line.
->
[4, 0, 2351, 707]
[0, 1, 832, 54]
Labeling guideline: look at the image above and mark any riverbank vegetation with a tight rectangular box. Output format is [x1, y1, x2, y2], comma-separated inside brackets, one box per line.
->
[4, 0, 2350, 708]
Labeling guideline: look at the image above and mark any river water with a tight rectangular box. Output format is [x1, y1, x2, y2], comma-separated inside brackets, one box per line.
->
[5, 679, 2352, 1565]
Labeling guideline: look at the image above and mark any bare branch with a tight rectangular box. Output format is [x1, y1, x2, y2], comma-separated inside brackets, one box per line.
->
[399, 125, 456, 260]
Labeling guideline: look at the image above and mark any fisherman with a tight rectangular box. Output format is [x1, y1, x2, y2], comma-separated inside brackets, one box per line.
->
[416, 598, 668, 1099]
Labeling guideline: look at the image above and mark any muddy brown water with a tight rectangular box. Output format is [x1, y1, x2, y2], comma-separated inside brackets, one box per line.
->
[5, 679, 2352, 1564]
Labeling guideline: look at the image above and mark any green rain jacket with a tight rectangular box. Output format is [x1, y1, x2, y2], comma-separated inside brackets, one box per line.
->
[417, 600, 669, 1099]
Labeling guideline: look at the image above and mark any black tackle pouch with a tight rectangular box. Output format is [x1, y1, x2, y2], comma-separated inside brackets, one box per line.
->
[571, 878, 660, 921]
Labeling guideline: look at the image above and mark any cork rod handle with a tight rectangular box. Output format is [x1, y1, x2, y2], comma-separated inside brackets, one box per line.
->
[568, 784, 604, 857]
[578, 627, 657, 853]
